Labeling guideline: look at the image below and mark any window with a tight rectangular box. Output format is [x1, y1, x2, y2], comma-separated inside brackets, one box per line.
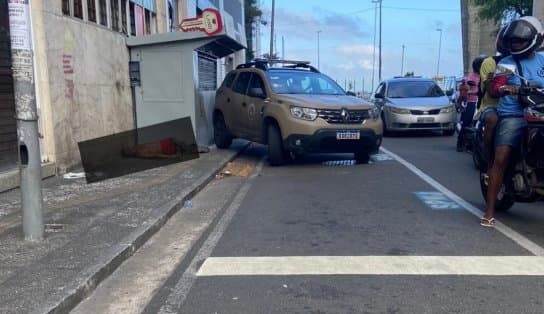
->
[111, 0, 119, 31]
[232, 72, 251, 94]
[129, 2, 136, 36]
[121, 0, 127, 34]
[62, 0, 82, 19]
[87, 0, 97, 22]
[62, 0, 70, 15]
[144, 9, 151, 34]
[222, 72, 237, 88]
[98, 0, 107, 26]
[74, 0, 83, 18]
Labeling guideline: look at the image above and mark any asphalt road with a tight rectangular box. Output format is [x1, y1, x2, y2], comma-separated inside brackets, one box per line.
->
[74, 133, 544, 314]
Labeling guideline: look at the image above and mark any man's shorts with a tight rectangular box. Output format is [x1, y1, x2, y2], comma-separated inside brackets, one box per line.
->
[494, 117, 527, 148]
[479, 107, 497, 122]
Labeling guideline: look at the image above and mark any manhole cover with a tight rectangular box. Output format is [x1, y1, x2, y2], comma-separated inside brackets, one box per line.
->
[45, 224, 65, 232]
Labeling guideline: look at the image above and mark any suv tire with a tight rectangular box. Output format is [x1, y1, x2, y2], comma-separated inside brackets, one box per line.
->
[354, 151, 370, 164]
[267, 124, 285, 166]
[214, 113, 233, 149]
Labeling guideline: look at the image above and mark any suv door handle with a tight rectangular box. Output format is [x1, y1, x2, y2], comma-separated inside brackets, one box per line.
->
[242, 102, 247, 107]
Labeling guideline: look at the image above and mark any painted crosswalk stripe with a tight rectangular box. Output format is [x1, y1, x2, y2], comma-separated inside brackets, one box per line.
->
[197, 256, 544, 276]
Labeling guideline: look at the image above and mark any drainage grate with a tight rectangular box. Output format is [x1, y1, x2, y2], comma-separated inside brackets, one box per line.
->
[45, 224, 65, 232]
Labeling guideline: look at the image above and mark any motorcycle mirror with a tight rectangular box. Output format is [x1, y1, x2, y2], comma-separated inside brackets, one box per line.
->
[495, 64, 516, 76]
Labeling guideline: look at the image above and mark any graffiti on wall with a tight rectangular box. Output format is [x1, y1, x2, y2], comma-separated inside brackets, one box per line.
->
[63, 28, 74, 101]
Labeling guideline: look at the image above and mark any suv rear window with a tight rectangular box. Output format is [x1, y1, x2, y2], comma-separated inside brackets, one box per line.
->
[222, 72, 237, 88]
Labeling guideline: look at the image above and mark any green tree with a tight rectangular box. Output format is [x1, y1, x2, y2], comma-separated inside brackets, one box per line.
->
[469, 0, 532, 25]
[244, 0, 263, 62]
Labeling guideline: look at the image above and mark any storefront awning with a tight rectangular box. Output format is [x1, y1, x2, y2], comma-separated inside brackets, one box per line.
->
[126, 30, 245, 58]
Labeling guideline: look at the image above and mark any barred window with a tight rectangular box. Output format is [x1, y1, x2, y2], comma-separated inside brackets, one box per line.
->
[62, 0, 70, 15]
[111, 0, 119, 31]
[121, 0, 127, 34]
[98, 0, 107, 26]
[88, 0, 96, 22]
[73, 0, 83, 18]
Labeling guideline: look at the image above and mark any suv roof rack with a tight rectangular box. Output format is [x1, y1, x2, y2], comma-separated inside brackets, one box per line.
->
[236, 59, 320, 73]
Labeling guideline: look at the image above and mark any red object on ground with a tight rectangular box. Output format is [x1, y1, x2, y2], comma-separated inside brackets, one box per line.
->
[160, 138, 176, 155]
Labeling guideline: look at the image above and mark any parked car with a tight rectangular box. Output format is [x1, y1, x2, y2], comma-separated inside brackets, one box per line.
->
[372, 77, 456, 136]
[213, 59, 383, 165]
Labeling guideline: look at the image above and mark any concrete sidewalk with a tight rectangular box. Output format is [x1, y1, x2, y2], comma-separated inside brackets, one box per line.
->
[0, 141, 248, 314]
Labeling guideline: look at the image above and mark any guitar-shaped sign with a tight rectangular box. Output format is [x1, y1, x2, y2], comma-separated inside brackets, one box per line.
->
[179, 8, 223, 36]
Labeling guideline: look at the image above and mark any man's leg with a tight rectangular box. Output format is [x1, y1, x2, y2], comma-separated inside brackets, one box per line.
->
[483, 111, 499, 170]
[483, 145, 512, 220]
[457, 102, 476, 151]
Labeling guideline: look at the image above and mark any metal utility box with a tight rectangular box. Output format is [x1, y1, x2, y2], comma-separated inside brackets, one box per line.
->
[126, 11, 244, 146]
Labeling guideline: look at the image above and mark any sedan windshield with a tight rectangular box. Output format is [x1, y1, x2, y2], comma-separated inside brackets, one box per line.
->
[386, 81, 445, 98]
[267, 70, 346, 95]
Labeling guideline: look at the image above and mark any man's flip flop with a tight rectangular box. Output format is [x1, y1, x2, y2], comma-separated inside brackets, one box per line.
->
[480, 217, 495, 228]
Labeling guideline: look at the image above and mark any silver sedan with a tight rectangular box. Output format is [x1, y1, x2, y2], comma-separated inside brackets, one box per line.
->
[372, 78, 456, 136]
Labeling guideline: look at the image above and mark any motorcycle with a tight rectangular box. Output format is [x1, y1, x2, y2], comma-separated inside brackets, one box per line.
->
[479, 65, 544, 211]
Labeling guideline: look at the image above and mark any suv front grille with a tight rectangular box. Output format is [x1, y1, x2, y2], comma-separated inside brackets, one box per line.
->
[317, 109, 370, 124]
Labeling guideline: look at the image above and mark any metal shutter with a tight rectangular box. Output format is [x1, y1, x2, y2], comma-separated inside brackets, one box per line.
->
[197, 52, 217, 91]
[0, 0, 18, 171]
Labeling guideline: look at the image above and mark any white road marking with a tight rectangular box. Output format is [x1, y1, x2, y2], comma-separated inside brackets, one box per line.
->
[380, 146, 544, 256]
[197, 256, 544, 276]
[158, 158, 265, 314]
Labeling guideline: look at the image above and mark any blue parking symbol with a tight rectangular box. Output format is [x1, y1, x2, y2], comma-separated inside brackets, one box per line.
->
[413, 192, 462, 211]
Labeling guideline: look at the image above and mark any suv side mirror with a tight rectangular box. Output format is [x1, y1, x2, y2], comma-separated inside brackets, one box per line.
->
[446, 89, 453, 96]
[374, 93, 384, 99]
[248, 87, 266, 99]
[346, 91, 356, 96]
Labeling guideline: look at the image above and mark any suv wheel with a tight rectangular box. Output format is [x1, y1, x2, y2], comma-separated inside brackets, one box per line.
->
[267, 124, 285, 166]
[354, 151, 370, 164]
[214, 113, 233, 149]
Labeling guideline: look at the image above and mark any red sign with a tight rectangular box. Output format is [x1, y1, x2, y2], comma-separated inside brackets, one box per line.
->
[179, 8, 223, 36]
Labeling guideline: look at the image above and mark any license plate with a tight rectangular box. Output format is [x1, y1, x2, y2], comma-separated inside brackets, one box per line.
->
[336, 130, 360, 140]
[417, 117, 435, 123]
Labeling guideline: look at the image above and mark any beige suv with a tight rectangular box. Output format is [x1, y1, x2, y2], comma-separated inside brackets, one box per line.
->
[213, 60, 383, 165]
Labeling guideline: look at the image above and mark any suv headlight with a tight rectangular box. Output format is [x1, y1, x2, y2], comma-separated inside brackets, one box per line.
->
[369, 105, 380, 120]
[440, 106, 455, 113]
[290, 106, 318, 121]
[388, 106, 410, 114]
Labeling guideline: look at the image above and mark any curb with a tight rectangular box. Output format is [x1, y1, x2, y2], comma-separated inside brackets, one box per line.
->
[43, 144, 249, 314]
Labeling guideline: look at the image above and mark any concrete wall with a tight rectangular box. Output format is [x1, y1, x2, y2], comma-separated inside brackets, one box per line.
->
[461, 1, 498, 74]
[32, 1, 133, 173]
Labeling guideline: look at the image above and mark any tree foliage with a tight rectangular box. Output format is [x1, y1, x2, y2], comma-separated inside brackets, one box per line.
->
[469, 0, 532, 24]
[244, 0, 263, 62]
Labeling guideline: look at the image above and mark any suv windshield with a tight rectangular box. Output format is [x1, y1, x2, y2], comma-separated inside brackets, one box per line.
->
[386, 81, 445, 98]
[267, 70, 345, 95]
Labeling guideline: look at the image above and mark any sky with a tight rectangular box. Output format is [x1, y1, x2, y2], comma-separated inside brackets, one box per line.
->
[255, 0, 463, 94]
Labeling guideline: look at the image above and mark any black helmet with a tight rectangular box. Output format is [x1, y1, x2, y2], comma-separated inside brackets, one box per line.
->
[503, 16, 544, 59]
[495, 24, 510, 55]
[472, 55, 487, 73]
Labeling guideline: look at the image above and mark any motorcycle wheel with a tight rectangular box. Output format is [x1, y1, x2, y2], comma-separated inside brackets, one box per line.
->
[479, 170, 514, 212]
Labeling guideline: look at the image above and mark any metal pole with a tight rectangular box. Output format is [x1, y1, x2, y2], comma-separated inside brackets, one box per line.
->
[401, 44, 405, 75]
[8, 0, 44, 241]
[282, 36, 284, 59]
[436, 28, 442, 78]
[317, 30, 322, 70]
[269, 0, 275, 60]
[378, 0, 382, 82]
[371, 0, 378, 93]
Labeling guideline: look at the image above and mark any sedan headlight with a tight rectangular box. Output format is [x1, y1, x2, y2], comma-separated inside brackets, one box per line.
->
[388, 106, 411, 114]
[369, 105, 380, 120]
[290, 106, 318, 121]
[440, 106, 455, 113]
